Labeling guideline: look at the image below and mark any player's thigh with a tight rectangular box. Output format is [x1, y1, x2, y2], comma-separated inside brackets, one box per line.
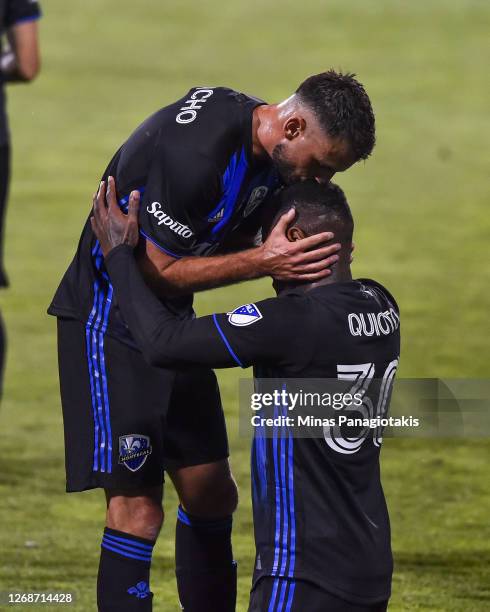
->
[57, 317, 174, 492]
[163, 368, 236, 517]
[248, 578, 389, 612]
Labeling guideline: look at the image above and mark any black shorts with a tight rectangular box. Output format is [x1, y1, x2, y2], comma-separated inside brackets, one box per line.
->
[0, 144, 11, 287]
[57, 318, 229, 492]
[248, 577, 388, 612]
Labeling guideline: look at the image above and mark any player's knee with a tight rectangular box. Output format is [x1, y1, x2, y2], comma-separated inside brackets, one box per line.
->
[106, 493, 164, 540]
[221, 476, 239, 515]
[183, 474, 238, 518]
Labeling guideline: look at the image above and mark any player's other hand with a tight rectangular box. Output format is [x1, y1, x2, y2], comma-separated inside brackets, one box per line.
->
[260, 208, 341, 282]
[90, 176, 140, 257]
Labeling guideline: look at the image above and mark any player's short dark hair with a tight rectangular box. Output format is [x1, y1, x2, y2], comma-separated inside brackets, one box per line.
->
[296, 70, 375, 161]
[263, 181, 353, 242]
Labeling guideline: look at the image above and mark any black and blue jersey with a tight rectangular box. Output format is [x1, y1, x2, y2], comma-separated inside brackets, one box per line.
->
[0, 0, 42, 145]
[102, 244, 401, 605]
[48, 87, 280, 342]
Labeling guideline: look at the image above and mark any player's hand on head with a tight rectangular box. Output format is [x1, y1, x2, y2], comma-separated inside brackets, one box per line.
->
[90, 176, 140, 257]
[259, 207, 341, 282]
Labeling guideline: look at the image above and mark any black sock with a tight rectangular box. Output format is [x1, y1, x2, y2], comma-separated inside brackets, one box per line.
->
[175, 505, 237, 612]
[97, 527, 155, 612]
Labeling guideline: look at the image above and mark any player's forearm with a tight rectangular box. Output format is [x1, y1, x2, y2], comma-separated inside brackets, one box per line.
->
[105, 244, 236, 368]
[140, 246, 267, 298]
[2, 24, 41, 82]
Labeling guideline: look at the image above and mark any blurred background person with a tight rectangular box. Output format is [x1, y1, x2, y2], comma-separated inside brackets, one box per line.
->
[0, 0, 41, 395]
[1, 0, 41, 287]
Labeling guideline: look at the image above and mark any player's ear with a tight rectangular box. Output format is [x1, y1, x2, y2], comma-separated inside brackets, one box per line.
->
[284, 116, 305, 140]
[287, 225, 306, 242]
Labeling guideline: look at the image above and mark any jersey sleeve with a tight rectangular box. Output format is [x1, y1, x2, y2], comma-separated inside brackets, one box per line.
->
[104, 244, 240, 368]
[103, 245, 294, 369]
[211, 299, 294, 368]
[138, 139, 221, 258]
[5, 0, 42, 28]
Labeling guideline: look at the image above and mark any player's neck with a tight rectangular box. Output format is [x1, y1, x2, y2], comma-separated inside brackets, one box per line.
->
[275, 263, 352, 295]
[251, 105, 275, 159]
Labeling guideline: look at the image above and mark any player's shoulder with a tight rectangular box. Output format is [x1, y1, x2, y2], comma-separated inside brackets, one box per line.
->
[187, 85, 265, 106]
[302, 279, 399, 318]
[4, 0, 42, 28]
[175, 85, 264, 122]
[355, 278, 400, 314]
[224, 293, 307, 329]
[154, 85, 263, 163]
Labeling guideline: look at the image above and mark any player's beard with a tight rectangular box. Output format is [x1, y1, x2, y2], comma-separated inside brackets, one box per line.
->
[271, 144, 298, 184]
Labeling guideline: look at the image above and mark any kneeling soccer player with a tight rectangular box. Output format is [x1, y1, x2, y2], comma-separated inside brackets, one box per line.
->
[91, 179, 400, 612]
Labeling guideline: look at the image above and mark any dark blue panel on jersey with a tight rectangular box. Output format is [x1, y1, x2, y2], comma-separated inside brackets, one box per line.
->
[209, 146, 249, 238]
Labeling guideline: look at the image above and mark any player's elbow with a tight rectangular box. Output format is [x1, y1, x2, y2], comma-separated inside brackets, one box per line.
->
[18, 56, 40, 81]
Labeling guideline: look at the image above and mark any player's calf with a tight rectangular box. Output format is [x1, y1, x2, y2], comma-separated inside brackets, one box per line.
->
[169, 461, 238, 612]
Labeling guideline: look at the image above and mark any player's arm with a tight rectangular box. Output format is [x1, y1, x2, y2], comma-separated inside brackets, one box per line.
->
[107, 244, 241, 368]
[1, 1, 41, 82]
[91, 187, 291, 368]
[138, 225, 338, 298]
[110, 170, 341, 299]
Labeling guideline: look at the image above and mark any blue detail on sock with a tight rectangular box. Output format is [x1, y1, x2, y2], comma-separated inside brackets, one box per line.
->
[102, 541, 152, 562]
[102, 538, 152, 559]
[177, 506, 233, 531]
[101, 531, 154, 563]
[127, 581, 151, 599]
[177, 506, 192, 526]
[104, 533, 154, 551]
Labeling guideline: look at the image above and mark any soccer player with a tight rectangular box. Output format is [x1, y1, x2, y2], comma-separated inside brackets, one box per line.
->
[91, 179, 400, 612]
[48, 72, 376, 611]
[0, 0, 42, 287]
[0, 0, 41, 395]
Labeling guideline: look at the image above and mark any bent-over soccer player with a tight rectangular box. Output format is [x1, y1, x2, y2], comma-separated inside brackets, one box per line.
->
[91, 180, 400, 612]
[49, 72, 376, 611]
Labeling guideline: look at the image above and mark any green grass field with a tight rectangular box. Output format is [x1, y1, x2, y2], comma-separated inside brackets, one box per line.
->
[1, 0, 489, 610]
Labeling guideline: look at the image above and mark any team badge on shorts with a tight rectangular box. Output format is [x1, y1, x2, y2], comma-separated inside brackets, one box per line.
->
[118, 435, 152, 472]
[227, 303, 263, 327]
